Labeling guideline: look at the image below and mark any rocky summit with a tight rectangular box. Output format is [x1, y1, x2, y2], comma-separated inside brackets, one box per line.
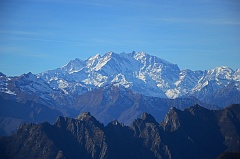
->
[0, 104, 239, 159]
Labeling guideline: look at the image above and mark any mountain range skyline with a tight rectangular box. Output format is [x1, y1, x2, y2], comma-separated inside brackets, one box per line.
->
[1, 52, 239, 117]
[1, 52, 240, 100]
[1, 0, 240, 76]
[0, 51, 239, 144]
[1, 51, 240, 77]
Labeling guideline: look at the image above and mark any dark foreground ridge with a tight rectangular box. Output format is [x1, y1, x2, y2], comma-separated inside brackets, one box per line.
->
[0, 104, 240, 159]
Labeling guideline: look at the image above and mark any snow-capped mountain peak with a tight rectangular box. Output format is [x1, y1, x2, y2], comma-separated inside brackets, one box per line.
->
[16, 72, 57, 95]
[132, 51, 171, 66]
[33, 52, 240, 99]
[207, 66, 234, 80]
[86, 54, 102, 69]
[234, 69, 240, 81]
[62, 58, 85, 73]
[20, 72, 37, 80]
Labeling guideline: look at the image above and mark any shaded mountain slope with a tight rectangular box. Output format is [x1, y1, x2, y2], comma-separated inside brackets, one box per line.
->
[202, 83, 240, 107]
[0, 96, 63, 136]
[73, 85, 217, 125]
[0, 83, 216, 136]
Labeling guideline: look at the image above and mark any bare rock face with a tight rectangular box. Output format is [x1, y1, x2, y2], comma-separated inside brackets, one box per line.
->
[141, 112, 158, 124]
[0, 104, 240, 159]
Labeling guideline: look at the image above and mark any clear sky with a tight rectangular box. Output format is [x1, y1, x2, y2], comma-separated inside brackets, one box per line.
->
[0, 0, 240, 76]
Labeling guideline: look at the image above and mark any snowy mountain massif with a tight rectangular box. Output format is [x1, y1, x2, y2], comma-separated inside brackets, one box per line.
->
[37, 51, 240, 99]
[0, 51, 240, 135]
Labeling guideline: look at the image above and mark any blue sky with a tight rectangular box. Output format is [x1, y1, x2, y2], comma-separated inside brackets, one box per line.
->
[0, 0, 240, 76]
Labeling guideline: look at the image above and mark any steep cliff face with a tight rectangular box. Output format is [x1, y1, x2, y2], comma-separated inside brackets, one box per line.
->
[0, 104, 240, 159]
[105, 120, 156, 159]
[131, 113, 170, 159]
[52, 114, 107, 159]
[216, 104, 240, 152]
[161, 105, 225, 159]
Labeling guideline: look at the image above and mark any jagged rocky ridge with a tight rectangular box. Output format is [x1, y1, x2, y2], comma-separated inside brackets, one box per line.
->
[0, 104, 239, 159]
